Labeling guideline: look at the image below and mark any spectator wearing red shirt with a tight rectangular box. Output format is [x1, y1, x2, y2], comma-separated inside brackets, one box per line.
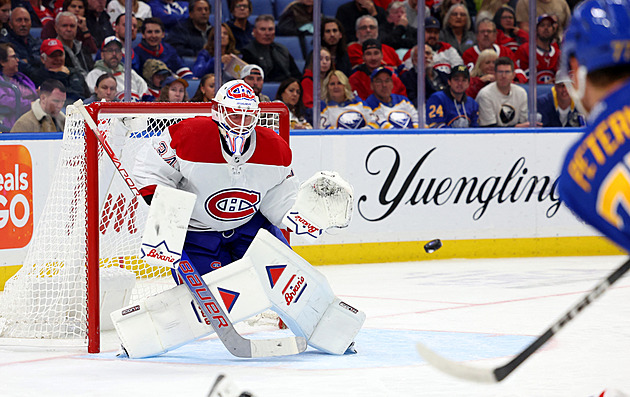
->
[349, 38, 406, 100]
[462, 18, 514, 71]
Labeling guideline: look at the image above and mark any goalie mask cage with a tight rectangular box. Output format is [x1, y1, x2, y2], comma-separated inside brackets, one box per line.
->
[0, 101, 290, 353]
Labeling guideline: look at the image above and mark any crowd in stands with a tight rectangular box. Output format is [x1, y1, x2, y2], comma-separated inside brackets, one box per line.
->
[0, 0, 586, 132]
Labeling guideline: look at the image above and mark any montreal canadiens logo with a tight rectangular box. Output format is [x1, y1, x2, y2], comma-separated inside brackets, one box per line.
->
[205, 188, 261, 221]
[227, 82, 256, 101]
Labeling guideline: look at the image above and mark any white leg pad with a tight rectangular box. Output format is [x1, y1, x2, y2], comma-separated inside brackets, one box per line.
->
[111, 257, 272, 358]
[244, 229, 365, 354]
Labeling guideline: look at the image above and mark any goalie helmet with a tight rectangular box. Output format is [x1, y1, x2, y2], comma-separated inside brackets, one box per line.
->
[212, 79, 260, 156]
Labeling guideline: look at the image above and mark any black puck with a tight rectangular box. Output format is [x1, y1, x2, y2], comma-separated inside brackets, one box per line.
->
[424, 239, 442, 254]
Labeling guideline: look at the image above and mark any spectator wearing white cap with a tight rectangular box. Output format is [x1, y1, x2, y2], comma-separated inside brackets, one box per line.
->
[536, 71, 585, 128]
[86, 36, 148, 101]
[30, 38, 89, 105]
[240, 64, 270, 101]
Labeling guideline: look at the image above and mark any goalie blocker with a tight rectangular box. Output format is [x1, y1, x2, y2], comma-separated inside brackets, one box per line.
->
[112, 229, 365, 358]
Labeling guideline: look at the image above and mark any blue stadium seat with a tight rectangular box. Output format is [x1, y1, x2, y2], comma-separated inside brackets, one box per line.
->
[132, 33, 142, 48]
[187, 78, 200, 99]
[274, 35, 303, 61]
[252, 0, 274, 16]
[182, 56, 197, 69]
[274, 0, 294, 18]
[30, 27, 42, 40]
[303, 35, 313, 58]
[295, 59, 305, 74]
[517, 83, 554, 99]
[262, 82, 281, 100]
[322, 0, 341, 17]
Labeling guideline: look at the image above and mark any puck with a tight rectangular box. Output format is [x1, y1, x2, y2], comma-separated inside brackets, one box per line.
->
[424, 239, 442, 254]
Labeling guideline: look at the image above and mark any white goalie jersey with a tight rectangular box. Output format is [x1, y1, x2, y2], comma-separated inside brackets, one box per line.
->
[133, 116, 299, 232]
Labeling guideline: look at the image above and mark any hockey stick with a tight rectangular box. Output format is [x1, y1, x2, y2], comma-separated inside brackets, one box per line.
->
[74, 100, 306, 358]
[416, 257, 630, 383]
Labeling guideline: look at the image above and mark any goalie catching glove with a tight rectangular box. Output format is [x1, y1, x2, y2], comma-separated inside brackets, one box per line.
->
[283, 171, 354, 238]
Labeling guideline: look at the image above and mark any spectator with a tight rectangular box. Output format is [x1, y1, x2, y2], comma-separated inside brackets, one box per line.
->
[142, 58, 172, 99]
[0, 0, 11, 40]
[320, 17, 351, 77]
[85, 0, 115, 48]
[320, 70, 378, 129]
[241, 14, 301, 82]
[514, 14, 561, 84]
[226, 0, 253, 51]
[192, 23, 239, 78]
[399, 44, 447, 106]
[436, 0, 478, 23]
[439, 4, 475, 56]
[349, 38, 406, 100]
[277, 0, 314, 36]
[83, 72, 116, 103]
[189, 72, 214, 102]
[335, 0, 387, 43]
[42, 0, 97, 55]
[476, 56, 532, 127]
[301, 46, 333, 109]
[167, 0, 211, 58]
[31, 38, 88, 104]
[365, 66, 418, 129]
[379, 1, 417, 50]
[421, 16, 462, 77]
[0, 42, 37, 129]
[466, 48, 497, 99]
[537, 71, 585, 127]
[11, 78, 65, 132]
[403, 0, 419, 29]
[3, 7, 42, 75]
[493, 6, 528, 53]
[157, 75, 188, 102]
[54, 12, 94, 77]
[112, 14, 140, 71]
[240, 63, 269, 101]
[87, 36, 147, 101]
[13, 0, 54, 27]
[275, 77, 312, 129]
[106, 0, 151, 23]
[426, 64, 479, 128]
[148, 0, 188, 30]
[462, 18, 514, 71]
[478, 0, 515, 19]
[347, 15, 401, 67]
[515, 0, 571, 34]
[134, 17, 193, 79]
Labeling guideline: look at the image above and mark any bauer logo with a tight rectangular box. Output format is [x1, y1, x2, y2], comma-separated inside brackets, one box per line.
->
[0, 145, 33, 249]
[205, 189, 260, 221]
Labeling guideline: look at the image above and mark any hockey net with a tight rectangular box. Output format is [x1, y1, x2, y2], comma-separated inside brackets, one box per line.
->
[0, 101, 289, 352]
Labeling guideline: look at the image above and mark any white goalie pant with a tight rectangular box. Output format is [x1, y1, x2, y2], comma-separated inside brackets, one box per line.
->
[111, 230, 365, 358]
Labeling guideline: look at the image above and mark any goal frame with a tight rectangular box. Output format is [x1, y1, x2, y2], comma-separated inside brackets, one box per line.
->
[82, 101, 290, 353]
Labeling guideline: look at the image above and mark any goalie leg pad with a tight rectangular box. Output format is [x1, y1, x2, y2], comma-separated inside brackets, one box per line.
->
[244, 229, 365, 354]
[111, 257, 272, 358]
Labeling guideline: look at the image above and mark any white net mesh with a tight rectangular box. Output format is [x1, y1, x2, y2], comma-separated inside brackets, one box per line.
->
[0, 102, 287, 345]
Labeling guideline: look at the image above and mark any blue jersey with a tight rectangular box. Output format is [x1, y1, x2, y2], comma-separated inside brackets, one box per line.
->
[558, 79, 630, 252]
[426, 90, 479, 128]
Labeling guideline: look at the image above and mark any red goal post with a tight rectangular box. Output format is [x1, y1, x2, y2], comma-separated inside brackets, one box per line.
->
[0, 101, 290, 353]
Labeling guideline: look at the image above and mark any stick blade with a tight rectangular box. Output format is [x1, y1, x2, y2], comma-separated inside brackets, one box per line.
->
[416, 341, 498, 383]
[249, 336, 307, 358]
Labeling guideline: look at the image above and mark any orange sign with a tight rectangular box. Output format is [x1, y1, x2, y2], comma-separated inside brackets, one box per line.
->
[0, 145, 33, 249]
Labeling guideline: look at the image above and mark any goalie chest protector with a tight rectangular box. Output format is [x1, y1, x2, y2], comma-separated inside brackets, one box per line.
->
[134, 117, 298, 232]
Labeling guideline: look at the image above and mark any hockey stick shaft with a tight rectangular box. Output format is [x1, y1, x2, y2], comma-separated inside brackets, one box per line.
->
[417, 257, 630, 383]
[74, 100, 306, 358]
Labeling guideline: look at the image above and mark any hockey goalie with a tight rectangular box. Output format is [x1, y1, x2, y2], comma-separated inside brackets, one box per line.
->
[110, 80, 365, 359]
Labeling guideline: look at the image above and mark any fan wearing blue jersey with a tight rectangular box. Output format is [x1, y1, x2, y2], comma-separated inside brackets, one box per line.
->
[365, 66, 418, 129]
[426, 65, 479, 128]
[558, 0, 630, 252]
